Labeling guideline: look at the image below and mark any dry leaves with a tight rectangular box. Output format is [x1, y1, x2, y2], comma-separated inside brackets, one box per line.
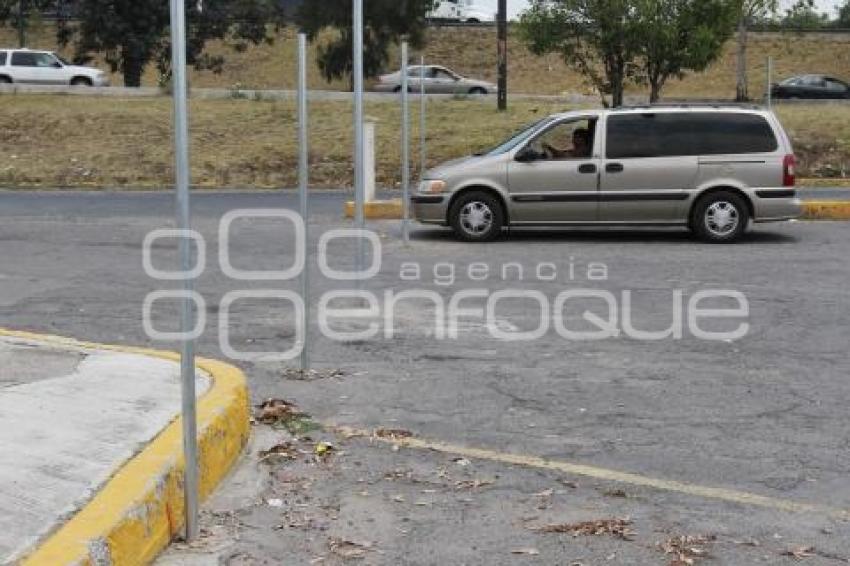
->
[658, 534, 716, 565]
[254, 398, 302, 424]
[282, 368, 347, 381]
[258, 441, 299, 463]
[328, 538, 373, 560]
[374, 428, 414, 440]
[529, 518, 635, 540]
[454, 478, 495, 490]
[782, 545, 816, 560]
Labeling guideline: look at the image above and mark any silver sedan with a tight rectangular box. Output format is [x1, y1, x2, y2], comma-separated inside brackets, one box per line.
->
[373, 65, 496, 95]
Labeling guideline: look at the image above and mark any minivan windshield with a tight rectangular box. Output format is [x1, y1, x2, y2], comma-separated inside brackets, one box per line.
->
[476, 117, 553, 156]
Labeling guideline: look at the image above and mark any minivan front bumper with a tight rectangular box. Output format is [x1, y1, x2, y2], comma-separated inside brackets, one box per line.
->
[411, 194, 449, 225]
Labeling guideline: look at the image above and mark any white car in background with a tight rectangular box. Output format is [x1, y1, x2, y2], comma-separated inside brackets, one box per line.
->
[0, 49, 109, 87]
[428, 0, 495, 23]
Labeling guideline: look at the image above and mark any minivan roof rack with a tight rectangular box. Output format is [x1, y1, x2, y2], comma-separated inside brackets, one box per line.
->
[614, 102, 766, 110]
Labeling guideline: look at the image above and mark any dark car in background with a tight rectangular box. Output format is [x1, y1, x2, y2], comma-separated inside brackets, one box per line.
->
[771, 75, 850, 100]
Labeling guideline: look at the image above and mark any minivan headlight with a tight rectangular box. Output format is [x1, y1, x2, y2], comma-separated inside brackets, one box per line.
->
[419, 180, 446, 194]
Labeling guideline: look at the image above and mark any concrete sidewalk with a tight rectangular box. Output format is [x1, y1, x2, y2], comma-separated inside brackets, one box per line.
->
[0, 332, 248, 565]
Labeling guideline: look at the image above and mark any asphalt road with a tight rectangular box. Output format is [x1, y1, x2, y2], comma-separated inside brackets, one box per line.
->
[2, 190, 850, 565]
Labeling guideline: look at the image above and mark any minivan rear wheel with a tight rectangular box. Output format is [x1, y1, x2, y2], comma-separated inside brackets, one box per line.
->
[690, 191, 749, 243]
[449, 191, 504, 242]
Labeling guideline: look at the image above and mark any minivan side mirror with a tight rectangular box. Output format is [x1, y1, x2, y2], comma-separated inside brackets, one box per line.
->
[515, 146, 539, 163]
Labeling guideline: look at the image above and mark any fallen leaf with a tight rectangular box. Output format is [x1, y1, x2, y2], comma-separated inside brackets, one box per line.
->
[254, 398, 301, 424]
[511, 547, 540, 555]
[658, 534, 716, 565]
[314, 442, 334, 457]
[530, 518, 634, 540]
[375, 428, 414, 440]
[258, 441, 298, 463]
[328, 538, 372, 559]
[782, 545, 816, 559]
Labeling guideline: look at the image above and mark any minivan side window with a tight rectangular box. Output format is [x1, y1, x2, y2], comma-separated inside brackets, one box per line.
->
[606, 113, 778, 159]
[0, 52, 6, 65]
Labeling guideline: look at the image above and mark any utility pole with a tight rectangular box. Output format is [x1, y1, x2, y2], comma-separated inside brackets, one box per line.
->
[17, 0, 26, 48]
[497, 0, 507, 111]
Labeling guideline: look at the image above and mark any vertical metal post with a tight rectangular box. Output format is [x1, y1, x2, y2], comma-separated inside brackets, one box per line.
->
[353, 0, 365, 277]
[401, 42, 410, 243]
[497, 0, 508, 111]
[419, 56, 426, 181]
[168, 0, 199, 542]
[297, 33, 310, 371]
[766, 56, 773, 109]
[17, 0, 26, 48]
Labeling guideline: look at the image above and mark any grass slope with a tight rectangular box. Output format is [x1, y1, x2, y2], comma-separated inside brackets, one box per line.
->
[0, 96, 846, 189]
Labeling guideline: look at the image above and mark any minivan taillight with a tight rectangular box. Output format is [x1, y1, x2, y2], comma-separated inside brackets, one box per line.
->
[783, 154, 796, 187]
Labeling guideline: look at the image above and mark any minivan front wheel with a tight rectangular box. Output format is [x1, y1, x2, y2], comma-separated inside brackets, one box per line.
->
[449, 191, 504, 242]
[691, 191, 749, 243]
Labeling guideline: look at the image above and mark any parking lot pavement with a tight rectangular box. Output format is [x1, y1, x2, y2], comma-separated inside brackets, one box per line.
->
[2, 190, 850, 564]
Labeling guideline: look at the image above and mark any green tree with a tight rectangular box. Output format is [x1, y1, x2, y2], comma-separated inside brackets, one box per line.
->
[733, 0, 779, 101]
[56, 0, 283, 87]
[519, 0, 643, 107]
[637, 0, 736, 103]
[781, 0, 828, 29]
[839, 0, 850, 27]
[296, 0, 434, 87]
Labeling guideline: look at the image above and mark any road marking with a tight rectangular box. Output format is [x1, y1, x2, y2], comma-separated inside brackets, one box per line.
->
[333, 426, 850, 520]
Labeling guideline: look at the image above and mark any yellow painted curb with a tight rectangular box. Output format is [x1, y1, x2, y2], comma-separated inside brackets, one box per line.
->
[801, 200, 850, 220]
[344, 199, 403, 220]
[0, 329, 250, 566]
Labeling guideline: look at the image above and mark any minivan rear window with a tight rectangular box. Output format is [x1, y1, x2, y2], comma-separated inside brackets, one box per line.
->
[606, 112, 778, 159]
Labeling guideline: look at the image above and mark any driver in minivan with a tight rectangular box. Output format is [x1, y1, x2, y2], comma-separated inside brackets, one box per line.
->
[543, 128, 592, 159]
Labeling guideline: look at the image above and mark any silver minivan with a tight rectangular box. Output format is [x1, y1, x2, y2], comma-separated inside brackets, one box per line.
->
[412, 105, 801, 243]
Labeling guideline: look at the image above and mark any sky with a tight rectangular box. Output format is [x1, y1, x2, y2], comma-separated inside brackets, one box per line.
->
[477, 0, 844, 20]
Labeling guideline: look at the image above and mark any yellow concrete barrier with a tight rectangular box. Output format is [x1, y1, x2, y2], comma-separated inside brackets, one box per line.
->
[344, 199, 403, 220]
[802, 201, 850, 220]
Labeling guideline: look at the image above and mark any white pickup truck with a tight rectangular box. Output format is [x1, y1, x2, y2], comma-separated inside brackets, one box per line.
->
[428, 0, 495, 23]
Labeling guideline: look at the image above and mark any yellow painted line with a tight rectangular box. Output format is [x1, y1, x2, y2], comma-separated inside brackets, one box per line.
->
[344, 199, 403, 220]
[801, 200, 850, 220]
[334, 426, 850, 521]
[0, 329, 250, 566]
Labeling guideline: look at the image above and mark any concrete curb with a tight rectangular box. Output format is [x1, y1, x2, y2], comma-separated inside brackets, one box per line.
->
[346, 199, 850, 221]
[801, 201, 850, 220]
[0, 329, 251, 566]
[344, 200, 404, 220]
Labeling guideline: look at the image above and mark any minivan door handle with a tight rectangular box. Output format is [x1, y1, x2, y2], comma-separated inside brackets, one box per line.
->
[606, 163, 624, 173]
[578, 163, 597, 174]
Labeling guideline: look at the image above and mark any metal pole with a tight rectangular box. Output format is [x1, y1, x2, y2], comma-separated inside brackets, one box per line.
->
[419, 56, 426, 181]
[401, 42, 410, 243]
[297, 33, 310, 371]
[766, 56, 773, 109]
[353, 0, 365, 278]
[168, 0, 199, 542]
[497, 0, 507, 111]
[17, 0, 25, 48]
